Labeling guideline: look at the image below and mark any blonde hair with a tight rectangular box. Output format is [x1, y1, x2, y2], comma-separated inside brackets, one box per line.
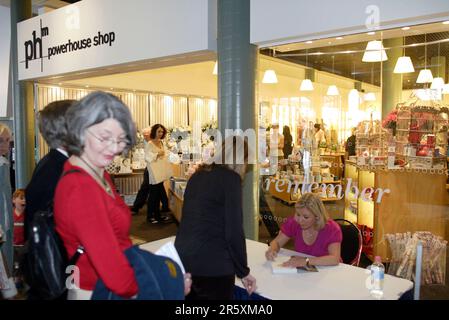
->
[295, 193, 329, 230]
[0, 123, 12, 136]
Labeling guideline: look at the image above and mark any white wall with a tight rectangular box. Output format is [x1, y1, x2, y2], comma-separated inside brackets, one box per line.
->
[0, 5, 10, 117]
[251, 0, 449, 46]
[17, 0, 216, 80]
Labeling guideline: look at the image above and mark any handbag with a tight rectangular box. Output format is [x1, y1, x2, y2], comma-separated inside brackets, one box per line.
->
[148, 156, 173, 184]
[22, 169, 85, 300]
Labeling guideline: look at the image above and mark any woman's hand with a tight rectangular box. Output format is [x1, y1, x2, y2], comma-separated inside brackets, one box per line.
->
[184, 273, 192, 296]
[265, 241, 280, 261]
[241, 274, 257, 295]
[281, 256, 308, 268]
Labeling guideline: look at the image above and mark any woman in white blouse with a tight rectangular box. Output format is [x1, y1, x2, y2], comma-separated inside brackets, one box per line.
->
[145, 124, 171, 224]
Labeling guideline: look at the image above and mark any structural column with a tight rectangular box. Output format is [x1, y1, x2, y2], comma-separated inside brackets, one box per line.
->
[382, 38, 404, 117]
[11, 0, 34, 187]
[218, 0, 259, 239]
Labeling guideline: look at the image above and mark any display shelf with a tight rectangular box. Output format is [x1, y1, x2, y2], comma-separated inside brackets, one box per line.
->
[345, 162, 449, 261]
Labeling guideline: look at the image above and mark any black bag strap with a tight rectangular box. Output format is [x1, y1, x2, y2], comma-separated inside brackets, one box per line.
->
[68, 245, 85, 266]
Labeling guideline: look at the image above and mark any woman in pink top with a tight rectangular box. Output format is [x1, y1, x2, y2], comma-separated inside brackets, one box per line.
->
[265, 193, 342, 268]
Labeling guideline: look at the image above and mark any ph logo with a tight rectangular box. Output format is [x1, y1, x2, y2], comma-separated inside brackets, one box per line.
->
[22, 19, 49, 71]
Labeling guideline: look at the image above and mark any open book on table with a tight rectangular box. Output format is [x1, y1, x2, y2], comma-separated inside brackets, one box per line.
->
[271, 255, 318, 274]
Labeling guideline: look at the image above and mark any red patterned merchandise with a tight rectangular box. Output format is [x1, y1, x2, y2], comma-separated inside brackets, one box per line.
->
[358, 224, 374, 256]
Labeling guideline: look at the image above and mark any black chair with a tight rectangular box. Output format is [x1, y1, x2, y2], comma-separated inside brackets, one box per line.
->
[334, 219, 363, 266]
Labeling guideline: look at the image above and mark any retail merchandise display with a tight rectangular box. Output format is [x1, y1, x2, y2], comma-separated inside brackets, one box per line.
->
[392, 104, 448, 169]
[355, 120, 391, 167]
[386, 231, 447, 285]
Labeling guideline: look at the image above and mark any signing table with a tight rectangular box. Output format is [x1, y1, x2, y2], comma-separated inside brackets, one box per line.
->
[140, 236, 413, 300]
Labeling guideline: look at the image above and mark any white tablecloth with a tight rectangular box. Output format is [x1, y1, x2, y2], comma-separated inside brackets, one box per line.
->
[140, 236, 413, 300]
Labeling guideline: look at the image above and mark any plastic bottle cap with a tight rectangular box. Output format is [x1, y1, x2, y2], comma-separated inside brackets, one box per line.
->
[374, 256, 382, 263]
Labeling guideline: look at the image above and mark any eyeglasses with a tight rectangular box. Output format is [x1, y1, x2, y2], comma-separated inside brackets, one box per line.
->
[87, 130, 129, 149]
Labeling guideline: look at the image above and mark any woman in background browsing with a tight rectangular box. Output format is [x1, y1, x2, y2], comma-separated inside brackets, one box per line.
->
[145, 124, 171, 224]
[282, 125, 293, 159]
[175, 136, 257, 300]
[265, 193, 342, 268]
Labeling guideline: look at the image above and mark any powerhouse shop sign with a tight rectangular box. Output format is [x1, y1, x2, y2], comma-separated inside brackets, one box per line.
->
[21, 19, 115, 73]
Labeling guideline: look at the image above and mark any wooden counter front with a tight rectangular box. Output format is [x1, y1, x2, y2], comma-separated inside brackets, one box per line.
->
[344, 162, 449, 261]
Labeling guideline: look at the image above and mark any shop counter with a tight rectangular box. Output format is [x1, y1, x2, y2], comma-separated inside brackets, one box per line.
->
[344, 162, 449, 261]
[140, 236, 413, 300]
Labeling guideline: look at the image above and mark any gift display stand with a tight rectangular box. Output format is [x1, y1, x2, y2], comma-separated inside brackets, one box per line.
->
[395, 103, 448, 170]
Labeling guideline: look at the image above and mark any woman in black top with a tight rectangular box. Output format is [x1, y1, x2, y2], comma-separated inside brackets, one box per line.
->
[282, 125, 293, 159]
[175, 136, 257, 300]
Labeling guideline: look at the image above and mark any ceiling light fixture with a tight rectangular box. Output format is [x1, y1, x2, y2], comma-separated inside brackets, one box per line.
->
[401, 27, 410, 30]
[212, 61, 218, 75]
[362, 40, 388, 62]
[416, 34, 433, 84]
[326, 56, 340, 96]
[262, 70, 278, 84]
[443, 21, 449, 25]
[431, 42, 444, 90]
[300, 49, 314, 91]
[367, 31, 375, 35]
[394, 38, 414, 73]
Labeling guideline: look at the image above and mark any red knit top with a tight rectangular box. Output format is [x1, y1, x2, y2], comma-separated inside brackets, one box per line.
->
[54, 161, 138, 298]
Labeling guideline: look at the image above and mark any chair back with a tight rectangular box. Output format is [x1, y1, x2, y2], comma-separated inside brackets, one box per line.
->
[334, 219, 363, 266]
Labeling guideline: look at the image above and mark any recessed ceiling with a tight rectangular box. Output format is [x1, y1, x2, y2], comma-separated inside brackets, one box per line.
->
[263, 21, 449, 89]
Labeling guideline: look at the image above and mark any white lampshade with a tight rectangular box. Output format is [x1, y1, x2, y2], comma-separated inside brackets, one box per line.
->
[393, 56, 415, 73]
[326, 85, 340, 96]
[362, 40, 388, 62]
[300, 79, 314, 91]
[364, 92, 376, 101]
[430, 77, 445, 89]
[416, 69, 433, 84]
[262, 69, 278, 83]
[443, 83, 449, 94]
[212, 61, 218, 75]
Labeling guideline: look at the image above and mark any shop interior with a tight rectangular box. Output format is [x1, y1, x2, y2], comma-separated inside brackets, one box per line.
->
[34, 21, 449, 298]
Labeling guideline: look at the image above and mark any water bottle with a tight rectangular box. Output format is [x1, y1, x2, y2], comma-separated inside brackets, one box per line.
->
[370, 256, 384, 299]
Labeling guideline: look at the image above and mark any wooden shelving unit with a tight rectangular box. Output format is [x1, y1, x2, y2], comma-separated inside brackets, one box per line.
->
[344, 162, 449, 262]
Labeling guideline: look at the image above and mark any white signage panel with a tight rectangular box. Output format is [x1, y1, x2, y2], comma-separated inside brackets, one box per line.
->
[18, 0, 215, 80]
[0, 6, 11, 117]
[251, 0, 449, 46]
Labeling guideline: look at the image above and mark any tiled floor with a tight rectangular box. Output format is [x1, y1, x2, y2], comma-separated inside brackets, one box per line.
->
[130, 193, 449, 300]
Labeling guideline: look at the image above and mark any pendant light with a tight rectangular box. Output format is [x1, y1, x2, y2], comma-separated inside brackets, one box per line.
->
[327, 56, 340, 96]
[262, 70, 278, 83]
[262, 48, 278, 84]
[300, 49, 314, 91]
[212, 61, 218, 75]
[362, 40, 388, 62]
[431, 42, 445, 90]
[417, 34, 433, 84]
[393, 38, 414, 73]
[364, 64, 377, 101]
[348, 61, 360, 102]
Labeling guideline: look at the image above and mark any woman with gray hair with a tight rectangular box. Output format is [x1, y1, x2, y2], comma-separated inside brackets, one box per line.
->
[0, 123, 15, 299]
[175, 135, 257, 300]
[24, 99, 76, 299]
[53, 91, 140, 300]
